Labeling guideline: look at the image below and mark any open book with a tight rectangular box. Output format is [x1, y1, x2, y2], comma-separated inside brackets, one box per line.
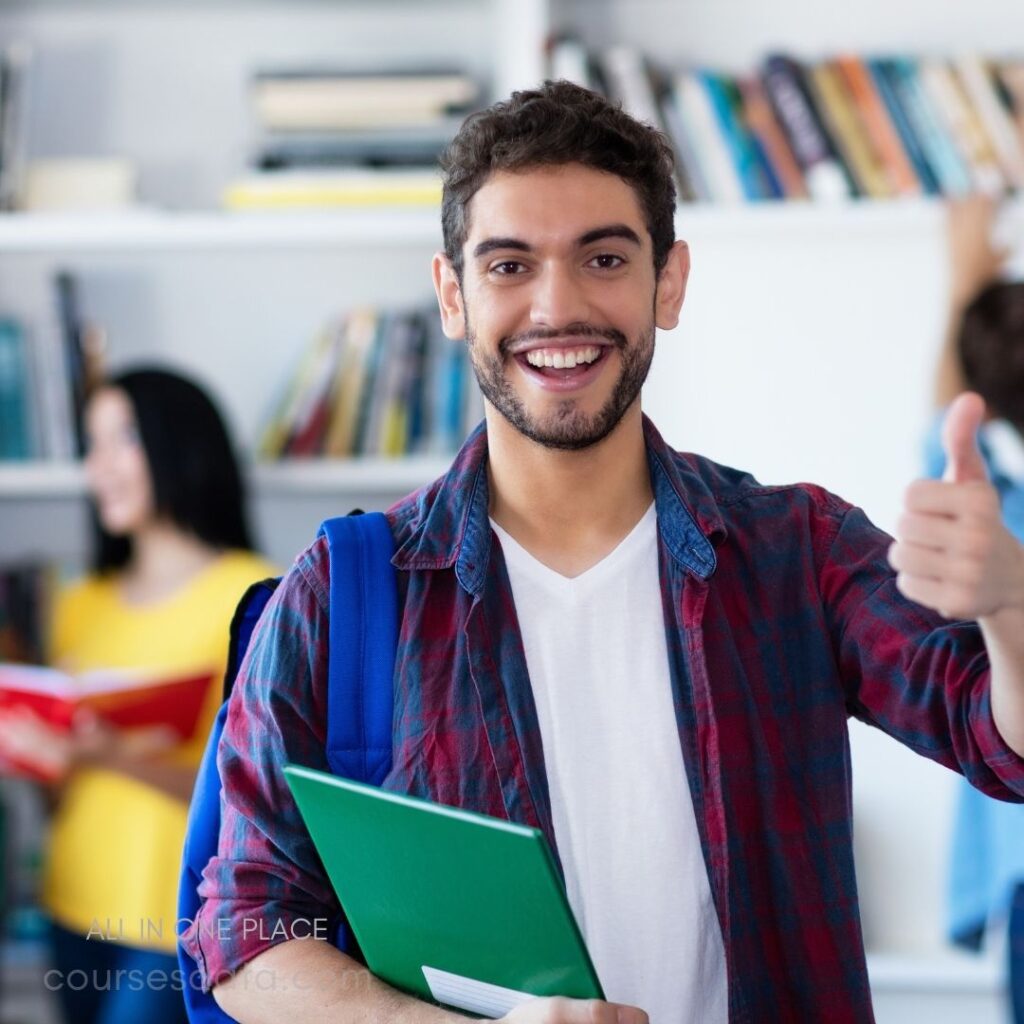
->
[0, 663, 214, 779]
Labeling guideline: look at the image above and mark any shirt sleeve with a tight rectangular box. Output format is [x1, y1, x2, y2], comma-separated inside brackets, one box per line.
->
[818, 500, 1024, 802]
[179, 539, 342, 990]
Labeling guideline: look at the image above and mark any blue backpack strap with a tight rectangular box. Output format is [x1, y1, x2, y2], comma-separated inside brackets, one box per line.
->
[318, 511, 397, 786]
[179, 513, 397, 1020]
[178, 579, 279, 1024]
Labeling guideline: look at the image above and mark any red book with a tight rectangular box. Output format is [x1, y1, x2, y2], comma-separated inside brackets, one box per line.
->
[0, 664, 214, 780]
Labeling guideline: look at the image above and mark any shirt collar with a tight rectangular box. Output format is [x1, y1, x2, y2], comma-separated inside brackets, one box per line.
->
[391, 414, 724, 592]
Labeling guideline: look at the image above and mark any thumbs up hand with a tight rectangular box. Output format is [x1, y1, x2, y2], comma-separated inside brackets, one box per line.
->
[889, 393, 1024, 620]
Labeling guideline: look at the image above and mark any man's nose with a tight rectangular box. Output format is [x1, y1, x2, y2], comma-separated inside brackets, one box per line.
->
[529, 262, 591, 329]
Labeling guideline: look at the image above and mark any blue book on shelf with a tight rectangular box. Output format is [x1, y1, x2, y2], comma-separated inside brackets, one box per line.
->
[700, 71, 771, 200]
[0, 318, 32, 460]
[887, 57, 971, 196]
[868, 58, 941, 196]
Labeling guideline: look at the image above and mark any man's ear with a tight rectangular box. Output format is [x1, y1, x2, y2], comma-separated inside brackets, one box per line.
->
[432, 251, 466, 339]
[654, 240, 690, 331]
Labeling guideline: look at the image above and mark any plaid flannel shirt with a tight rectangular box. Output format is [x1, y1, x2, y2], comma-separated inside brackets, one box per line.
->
[182, 415, 1024, 1022]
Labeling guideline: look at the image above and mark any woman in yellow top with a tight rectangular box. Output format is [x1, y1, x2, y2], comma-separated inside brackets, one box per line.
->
[3, 368, 275, 1024]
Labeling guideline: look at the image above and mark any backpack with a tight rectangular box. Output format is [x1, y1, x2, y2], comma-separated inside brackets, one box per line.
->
[177, 511, 398, 1023]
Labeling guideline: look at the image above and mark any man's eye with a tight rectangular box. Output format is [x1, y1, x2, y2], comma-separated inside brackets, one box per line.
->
[490, 261, 525, 275]
[589, 254, 625, 269]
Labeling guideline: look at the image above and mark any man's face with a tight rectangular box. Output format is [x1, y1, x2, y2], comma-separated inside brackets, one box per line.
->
[433, 163, 688, 451]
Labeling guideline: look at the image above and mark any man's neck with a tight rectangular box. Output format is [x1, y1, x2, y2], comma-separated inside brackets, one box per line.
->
[486, 404, 654, 578]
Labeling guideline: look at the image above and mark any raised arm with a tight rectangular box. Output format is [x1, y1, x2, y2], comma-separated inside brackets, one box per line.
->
[934, 196, 1007, 409]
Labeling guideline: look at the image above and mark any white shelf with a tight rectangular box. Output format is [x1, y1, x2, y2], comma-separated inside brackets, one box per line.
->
[0, 198, 1016, 254]
[0, 462, 85, 497]
[0, 198, 1020, 253]
[0, 208, 444, 253]
[0, 457, 451, 499]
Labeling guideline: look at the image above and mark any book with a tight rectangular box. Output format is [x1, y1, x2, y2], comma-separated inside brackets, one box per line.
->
[885, 57, 973, 196]
[253, 123, 459, 172]
[283, 765, 604, 1017]
[919, 59, 1004, 195]
[0, 318, 31, 460]
[322, 307, 380, 458]
[599, 48, 697, 202]
[252, 69, 478, 132]
[868, 58, 942, 195]
[285, 324, 344, 457]
[54, 271, 89, 456]
[701, 71, 775, 200]
[761, 55, 851, 201]
[0, 664, 214, 780]
[834, 55, 921, 197]
[672, 70, 745, 203]
[658, 79, 712, 201]
[223, 168, 442, 210]
[954, 55, 1024, 192]
[805, 60, 892, 198]
[737, 76, 808, 200]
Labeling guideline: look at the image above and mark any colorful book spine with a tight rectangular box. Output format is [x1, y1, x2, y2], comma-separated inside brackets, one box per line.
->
[672, 71, 745, 203]
[868, 58, 941, 195]
[738, 76, 808, 200]
[835, 55, 921, 197]
[761, 55, 851, 201]
[805, 60, 892, 198]
[955, 55, 1024, 192]
[701, 72, 775, 200]
[919, 59, 1004, 195]
[0, 318, 31, 459]
[886, 57, 973, 196]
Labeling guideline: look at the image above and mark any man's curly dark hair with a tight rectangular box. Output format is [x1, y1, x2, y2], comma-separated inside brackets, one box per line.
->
[440, 80, 677, 282]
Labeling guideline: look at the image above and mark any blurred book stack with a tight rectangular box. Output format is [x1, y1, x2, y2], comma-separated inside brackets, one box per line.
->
[0, 271, 105, 462]
[225, 67, 482, 209]
[258, 305, 482, 460]
[547, 37, 1024, 203]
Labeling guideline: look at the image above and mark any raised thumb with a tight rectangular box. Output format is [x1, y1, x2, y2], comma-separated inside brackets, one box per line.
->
[942, 392, 988, 484]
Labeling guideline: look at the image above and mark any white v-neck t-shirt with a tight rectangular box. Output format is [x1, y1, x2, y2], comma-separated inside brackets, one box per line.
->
[489, 503, 728, 1024]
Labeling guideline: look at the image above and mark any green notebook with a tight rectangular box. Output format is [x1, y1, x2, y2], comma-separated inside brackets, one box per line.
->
[283, 764, 604, 1017]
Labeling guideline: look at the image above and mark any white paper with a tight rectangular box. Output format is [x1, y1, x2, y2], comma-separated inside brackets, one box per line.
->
[421, 965, 538, 1018]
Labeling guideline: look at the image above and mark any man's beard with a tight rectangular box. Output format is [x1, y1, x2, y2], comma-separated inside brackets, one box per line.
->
[464, 317, 656, 451]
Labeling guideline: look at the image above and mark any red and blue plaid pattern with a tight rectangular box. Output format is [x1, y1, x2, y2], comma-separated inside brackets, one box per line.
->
[182, 415, 1024, 1022]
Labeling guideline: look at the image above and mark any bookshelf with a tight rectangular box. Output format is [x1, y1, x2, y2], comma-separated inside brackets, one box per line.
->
[2, 1, 1024, 1003]
[4, 197, 1021, 254]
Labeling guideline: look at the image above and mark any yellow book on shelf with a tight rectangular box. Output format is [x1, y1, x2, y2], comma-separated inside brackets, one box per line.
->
[807, 62, 893, 198]
[223, 170, 442, 209]
[322, 308, 380, 458]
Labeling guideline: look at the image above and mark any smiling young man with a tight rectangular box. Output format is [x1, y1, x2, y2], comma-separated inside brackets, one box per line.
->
[183, 82, 1024, 1023]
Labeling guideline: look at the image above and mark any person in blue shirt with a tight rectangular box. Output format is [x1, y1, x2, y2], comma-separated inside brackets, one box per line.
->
[928, 195, 1024, 1022]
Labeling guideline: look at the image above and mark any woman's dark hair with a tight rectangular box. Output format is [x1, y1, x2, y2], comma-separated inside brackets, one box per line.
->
[440, 79, 677, 282]
[89, 367, 255, 573]
[959, 282, 1024, 435]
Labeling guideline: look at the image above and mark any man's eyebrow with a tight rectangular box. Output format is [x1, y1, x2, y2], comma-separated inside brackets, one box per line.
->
[472, 237, 531, 259]
[471, 224, 643, 260]
[577, 224, 643, 248]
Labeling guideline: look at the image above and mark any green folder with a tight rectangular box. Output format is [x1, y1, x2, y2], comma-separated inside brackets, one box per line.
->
[283, 764, 604, 1017]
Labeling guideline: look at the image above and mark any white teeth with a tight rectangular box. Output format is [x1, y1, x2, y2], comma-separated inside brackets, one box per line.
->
[524, 346, 602, 368]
